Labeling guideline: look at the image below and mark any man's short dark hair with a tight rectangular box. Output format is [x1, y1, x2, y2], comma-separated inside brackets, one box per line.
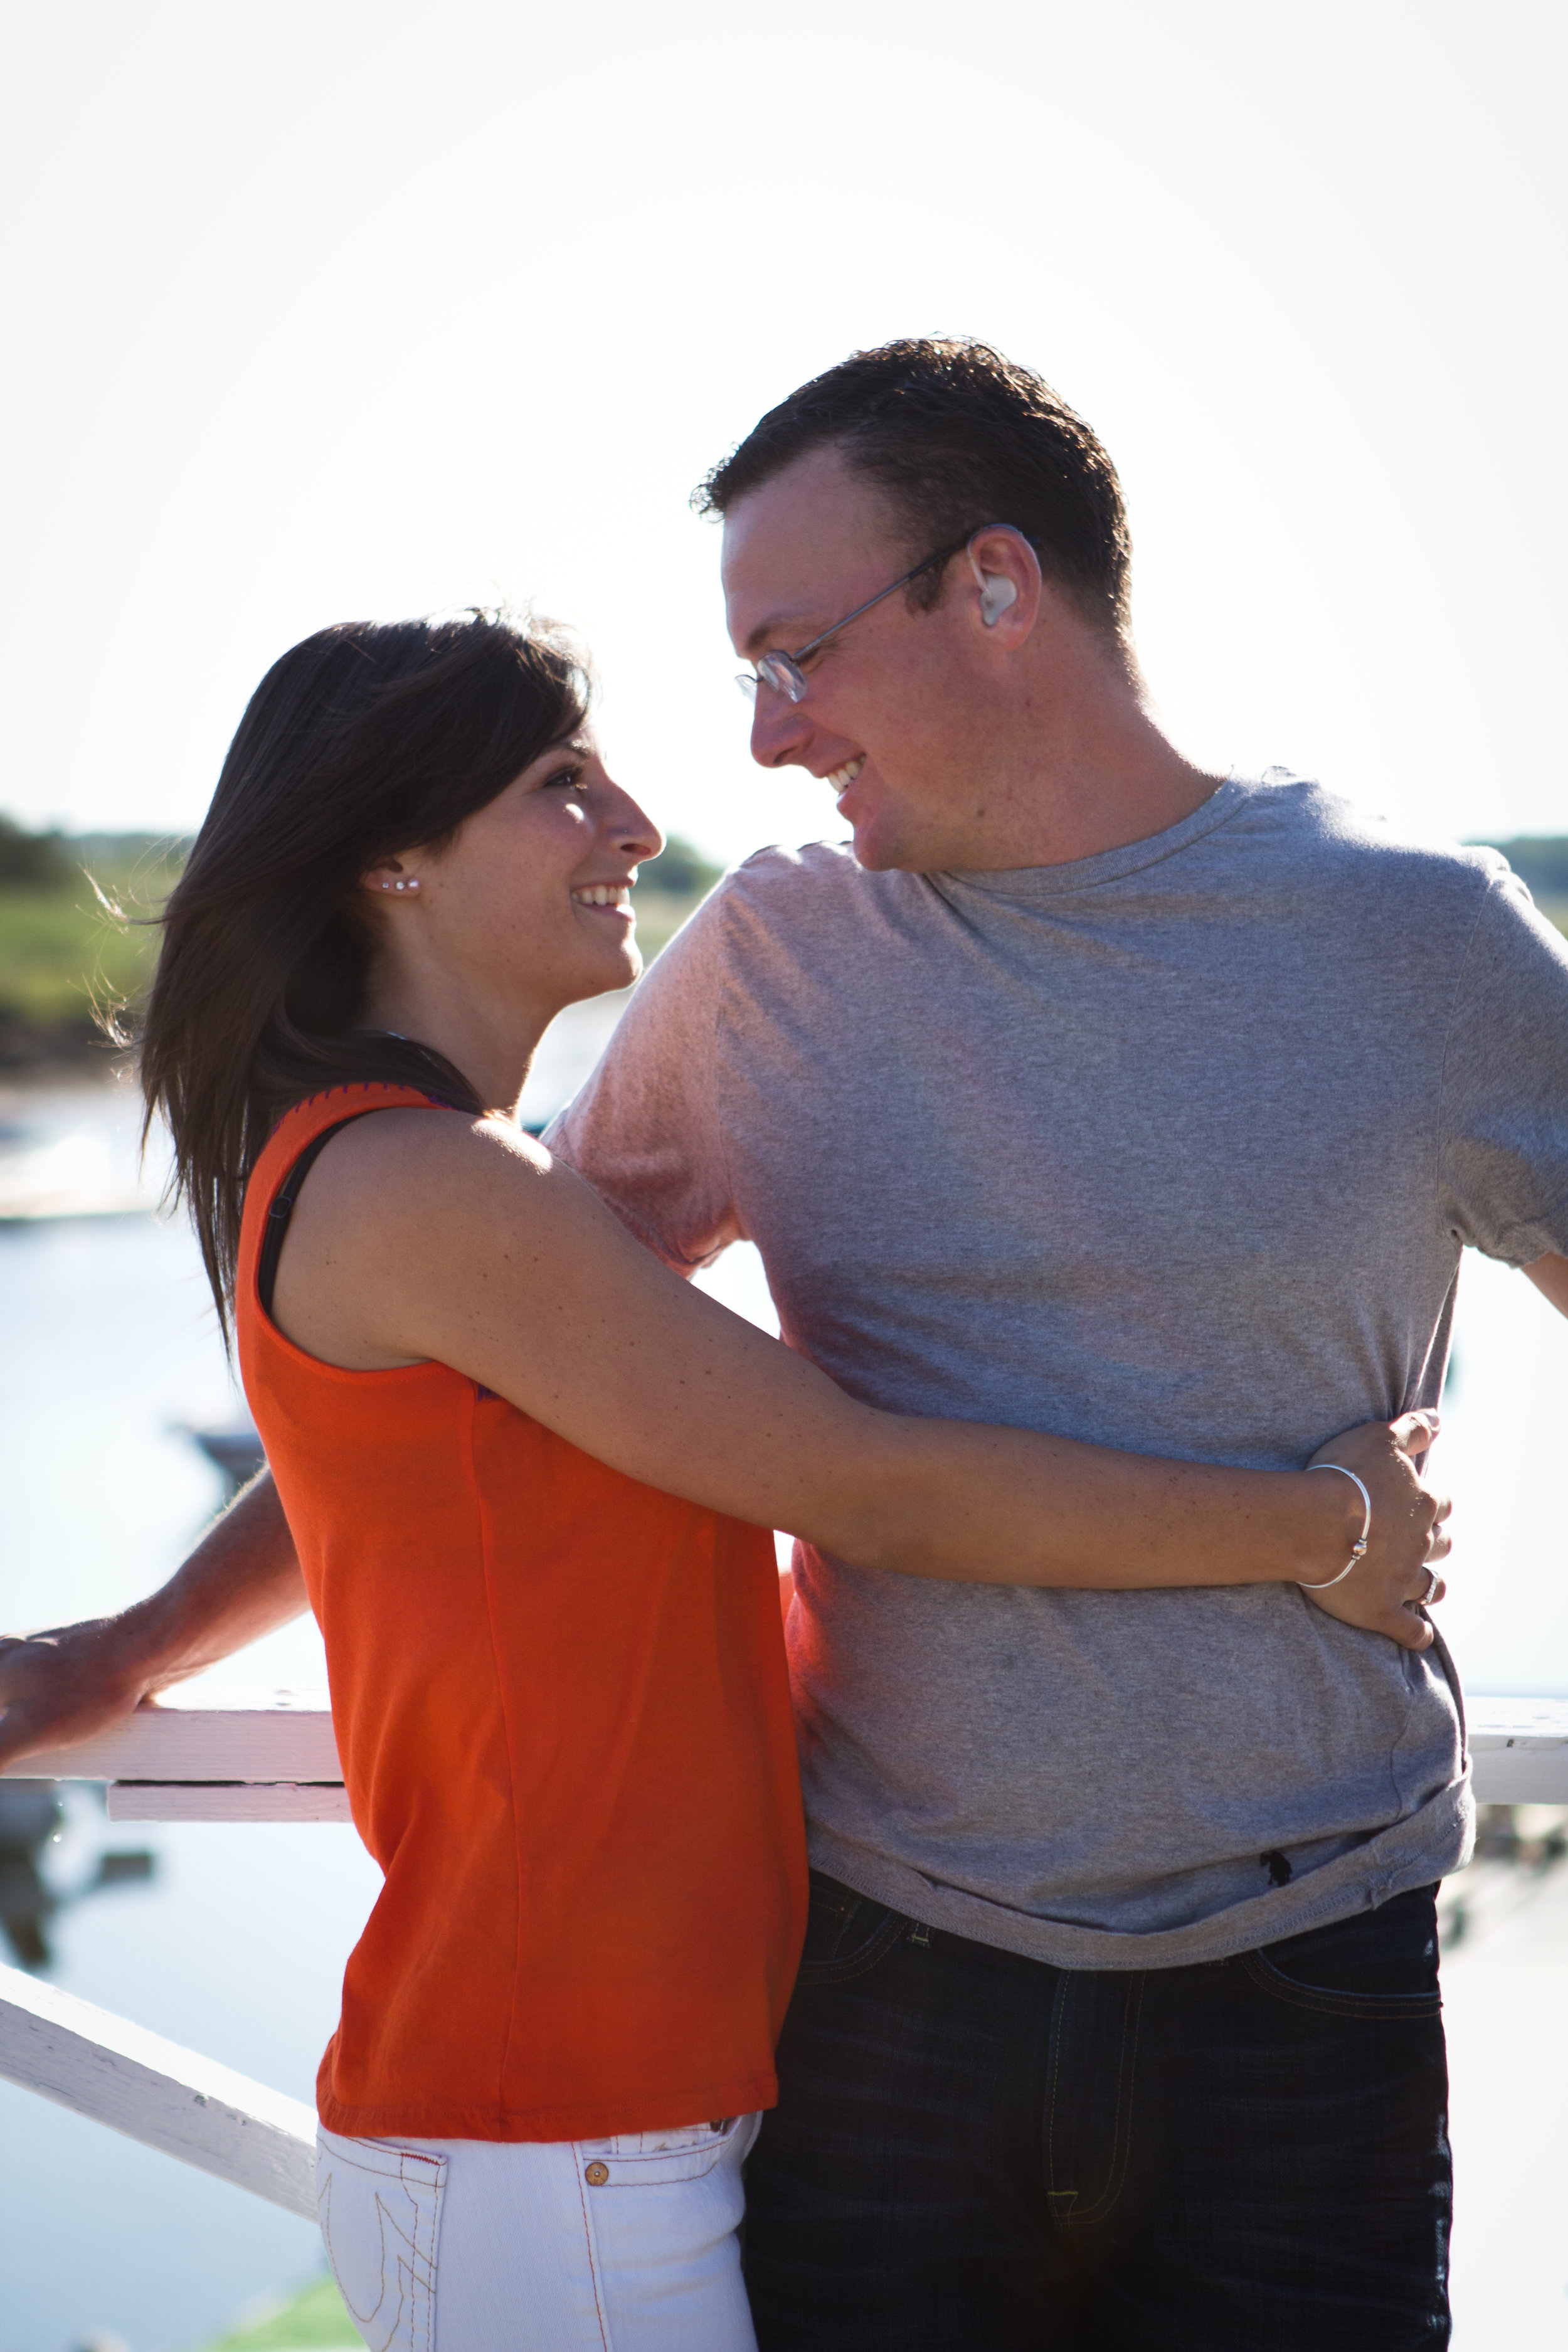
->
[695, 338, 1131, 637]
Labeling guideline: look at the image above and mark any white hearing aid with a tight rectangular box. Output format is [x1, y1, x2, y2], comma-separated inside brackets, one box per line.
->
[979, 572, 1018, 627]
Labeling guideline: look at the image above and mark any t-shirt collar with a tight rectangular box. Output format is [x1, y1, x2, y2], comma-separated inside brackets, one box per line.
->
[936, 772, 1259, 900]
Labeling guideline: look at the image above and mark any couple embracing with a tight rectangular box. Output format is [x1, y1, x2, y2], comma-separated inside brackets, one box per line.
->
[6, 339, 1568, 2351]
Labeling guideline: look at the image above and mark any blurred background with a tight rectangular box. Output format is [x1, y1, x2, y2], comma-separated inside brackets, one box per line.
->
[1, 2, 1565, 2345]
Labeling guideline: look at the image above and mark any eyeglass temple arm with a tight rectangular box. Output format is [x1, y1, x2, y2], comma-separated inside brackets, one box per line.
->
[788, 536, 975, 664]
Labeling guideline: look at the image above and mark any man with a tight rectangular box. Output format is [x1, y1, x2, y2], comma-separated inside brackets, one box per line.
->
[6, 339, 1568, 2348]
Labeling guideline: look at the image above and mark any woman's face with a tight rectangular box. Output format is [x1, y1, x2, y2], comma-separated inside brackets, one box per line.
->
[369, 733, 665, 1023]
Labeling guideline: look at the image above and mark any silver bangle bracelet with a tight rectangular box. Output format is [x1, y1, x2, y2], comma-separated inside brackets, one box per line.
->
[1298, 1463, 1372, 1589]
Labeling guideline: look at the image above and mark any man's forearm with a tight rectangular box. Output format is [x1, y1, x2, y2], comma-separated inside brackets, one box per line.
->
[0, 1470, 306, 1767]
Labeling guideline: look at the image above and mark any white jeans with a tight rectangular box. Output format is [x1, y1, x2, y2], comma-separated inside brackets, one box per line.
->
[315, 2114, 761, 2352]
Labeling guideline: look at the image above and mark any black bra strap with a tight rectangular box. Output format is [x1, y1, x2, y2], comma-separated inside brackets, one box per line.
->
[257, 1113, 376, 1322]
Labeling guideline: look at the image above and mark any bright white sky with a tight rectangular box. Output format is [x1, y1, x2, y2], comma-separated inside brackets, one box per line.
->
[3, 0, 1564, 865]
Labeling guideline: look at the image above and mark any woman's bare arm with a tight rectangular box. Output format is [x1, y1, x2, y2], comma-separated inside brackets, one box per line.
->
[269, 1110, 1446, 1645]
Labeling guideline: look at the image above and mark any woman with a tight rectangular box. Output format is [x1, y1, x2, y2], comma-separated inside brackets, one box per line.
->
[140, 612, 1447, 2352]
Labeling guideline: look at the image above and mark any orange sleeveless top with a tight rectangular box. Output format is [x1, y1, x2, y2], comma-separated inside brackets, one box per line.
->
[236, 1085, 807, 2143]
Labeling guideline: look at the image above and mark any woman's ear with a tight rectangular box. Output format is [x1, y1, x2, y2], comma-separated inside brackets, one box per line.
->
[363, 859, 421, 899]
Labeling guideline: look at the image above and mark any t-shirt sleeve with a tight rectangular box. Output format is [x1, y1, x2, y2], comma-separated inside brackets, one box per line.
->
[543, 887, 745, 1273]
[1438, 866, 1568, 1264]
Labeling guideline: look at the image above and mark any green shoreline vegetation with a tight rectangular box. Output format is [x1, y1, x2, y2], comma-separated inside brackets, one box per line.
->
[0, 813, 722, 1074]
[198, 2268, 358, 2349]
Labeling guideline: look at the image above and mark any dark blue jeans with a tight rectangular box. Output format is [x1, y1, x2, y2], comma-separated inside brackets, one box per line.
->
[744, 1871, 1451, 2349]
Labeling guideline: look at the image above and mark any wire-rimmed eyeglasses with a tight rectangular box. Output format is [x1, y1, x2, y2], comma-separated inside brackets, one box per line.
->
[736, 532, 978, 707]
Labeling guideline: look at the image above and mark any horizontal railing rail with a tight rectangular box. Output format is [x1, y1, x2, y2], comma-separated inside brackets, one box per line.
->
[0, 1959, 316, 2217]
[1466, 1696, 1568, 1802]
[4, 1686, 1566, 1814]
[4, 1687, 349, 1820]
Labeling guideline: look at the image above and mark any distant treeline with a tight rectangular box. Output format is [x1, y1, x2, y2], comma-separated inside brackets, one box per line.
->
[0, 815, 721, 897]
[1476, 837, 1568, 900]
[0, 813, 724, 1071]
[0, 814, 184, 890]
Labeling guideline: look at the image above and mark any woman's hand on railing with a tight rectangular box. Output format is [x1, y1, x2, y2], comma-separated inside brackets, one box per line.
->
[1298, 1412, 1451, 1652]
[0, 1471, 308, 1772]
[0, 1616, 156, 1771]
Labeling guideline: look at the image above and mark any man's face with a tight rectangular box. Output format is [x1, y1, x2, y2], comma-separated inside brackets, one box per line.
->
[721, 445, 999, 871]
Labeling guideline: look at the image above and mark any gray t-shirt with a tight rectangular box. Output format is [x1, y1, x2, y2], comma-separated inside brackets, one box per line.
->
[548, 772, 1568, 1968]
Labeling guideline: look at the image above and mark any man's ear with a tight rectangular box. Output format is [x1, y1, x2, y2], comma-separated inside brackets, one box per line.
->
[966, 526, 1041, 641]
[980, 573, 1017, 626]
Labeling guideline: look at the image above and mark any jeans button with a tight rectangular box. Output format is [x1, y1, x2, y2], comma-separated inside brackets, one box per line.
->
[585, 2161, 609, 2186]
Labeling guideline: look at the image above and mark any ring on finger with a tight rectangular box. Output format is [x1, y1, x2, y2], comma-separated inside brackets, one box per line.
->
[1421, 1564, 1442, 1606]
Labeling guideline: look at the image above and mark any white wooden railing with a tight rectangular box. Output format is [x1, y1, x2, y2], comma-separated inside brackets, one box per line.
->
[0, 1961, 317, 2217]
[9, 1686, 352, 1821]
[2, 1686, 1565, 2219]
[6, 1684, 1566, 1814]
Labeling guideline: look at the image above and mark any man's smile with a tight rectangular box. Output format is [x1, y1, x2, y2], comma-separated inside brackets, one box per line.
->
[571, 882, 634, 914]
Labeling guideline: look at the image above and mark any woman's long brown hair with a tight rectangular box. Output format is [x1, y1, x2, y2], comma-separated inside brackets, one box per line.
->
[139, 612, 588, 1337]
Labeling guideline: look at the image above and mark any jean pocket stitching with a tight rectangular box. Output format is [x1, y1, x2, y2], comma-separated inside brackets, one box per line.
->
[317, 2137, 444, 2352]
[319, 2175, 405, 2348]
[807, 1887, 856, 1922]
[1239, 1947, 1443, 2018]
[797, 1904, 910, 1984]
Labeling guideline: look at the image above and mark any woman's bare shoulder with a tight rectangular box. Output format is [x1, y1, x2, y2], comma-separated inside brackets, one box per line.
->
[267, 1107, 599, 1369]
[285, 1100, 633, 1276]
[287, 1104, 559, 1234]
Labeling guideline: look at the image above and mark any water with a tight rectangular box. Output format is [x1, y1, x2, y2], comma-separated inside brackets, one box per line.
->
[1, 1049, 1565, 2348]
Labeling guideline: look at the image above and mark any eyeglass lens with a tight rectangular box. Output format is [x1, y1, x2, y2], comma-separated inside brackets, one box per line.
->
[736, 654, 808, 706]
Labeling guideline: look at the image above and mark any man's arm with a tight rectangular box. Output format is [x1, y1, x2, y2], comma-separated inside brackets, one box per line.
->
[1438, 872, 1568, 1286]
[0, 1471, 306, 1770]
[546, 877, 746, 1270]
[1524, 1253, 1568, 1318]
